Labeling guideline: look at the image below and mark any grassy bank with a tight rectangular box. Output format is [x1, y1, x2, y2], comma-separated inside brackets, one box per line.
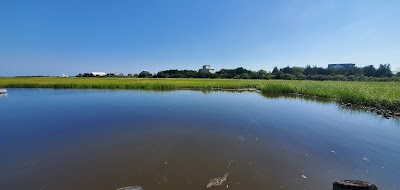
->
[1, 77, 399, 111]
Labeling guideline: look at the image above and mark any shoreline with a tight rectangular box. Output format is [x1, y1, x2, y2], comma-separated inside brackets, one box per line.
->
[0, 77, 399, 114]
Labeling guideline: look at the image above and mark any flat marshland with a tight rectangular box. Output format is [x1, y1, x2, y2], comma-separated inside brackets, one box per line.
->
[0, 77, 399, 111]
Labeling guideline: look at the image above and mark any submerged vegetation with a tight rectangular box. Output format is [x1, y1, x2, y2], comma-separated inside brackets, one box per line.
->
[0, 77, 399, 111]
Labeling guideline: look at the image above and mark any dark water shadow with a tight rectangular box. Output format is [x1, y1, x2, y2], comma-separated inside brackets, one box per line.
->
[259, 92, 400, 123]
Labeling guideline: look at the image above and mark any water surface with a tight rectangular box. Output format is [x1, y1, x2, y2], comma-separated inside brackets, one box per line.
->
[0, 89, 399, 190]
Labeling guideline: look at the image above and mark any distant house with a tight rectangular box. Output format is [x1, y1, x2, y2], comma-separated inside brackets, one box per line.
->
[89, 72, 107, 77]
[328, 63, 356, 69]
[199, 65, 216, 74]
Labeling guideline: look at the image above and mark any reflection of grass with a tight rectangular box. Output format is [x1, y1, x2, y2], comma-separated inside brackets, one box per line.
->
[1, 77, 399, 111]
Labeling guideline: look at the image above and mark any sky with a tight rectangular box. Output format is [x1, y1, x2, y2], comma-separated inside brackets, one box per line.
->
[0, 0, 399, 76]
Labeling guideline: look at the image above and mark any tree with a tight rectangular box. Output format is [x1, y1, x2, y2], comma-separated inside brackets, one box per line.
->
[362, 65, 376, 77]
[239, 73, 251, 79]
[272, 67, 279, 75]
[139, 71, 152, 78]
[291, 67, 304, 77]
[304, 65, 312, 76]
[375, 64, 393, 77]
[345, 67, 362, 76]
[281, 66, 292, 74]
[235, 67, 247, 75]
[256, 70, 270, 79]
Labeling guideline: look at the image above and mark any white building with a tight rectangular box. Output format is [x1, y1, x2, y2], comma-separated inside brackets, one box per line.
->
[199, 65, 216, 74]
[90, 72, 107, 76]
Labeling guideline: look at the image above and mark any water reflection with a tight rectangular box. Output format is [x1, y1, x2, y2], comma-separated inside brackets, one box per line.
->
[259, 91, 399, 122]
[0, 89, 399, 190]
[261, 92, 333, 104]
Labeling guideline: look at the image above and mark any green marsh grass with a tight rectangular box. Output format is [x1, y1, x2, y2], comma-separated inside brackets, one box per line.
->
[1, 77, 399, 111]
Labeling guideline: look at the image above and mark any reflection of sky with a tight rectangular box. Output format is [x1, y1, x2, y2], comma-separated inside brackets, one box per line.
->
[0, 89, 399, 189]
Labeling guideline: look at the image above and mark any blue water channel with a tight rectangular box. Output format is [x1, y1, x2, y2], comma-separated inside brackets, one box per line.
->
[0, 89, 399, 190]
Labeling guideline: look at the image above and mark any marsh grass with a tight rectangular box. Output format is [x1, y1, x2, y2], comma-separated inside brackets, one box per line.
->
[1, 77, 399, 111]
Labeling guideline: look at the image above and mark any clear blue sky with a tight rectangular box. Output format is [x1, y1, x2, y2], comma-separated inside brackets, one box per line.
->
[1, 0, 399, 76]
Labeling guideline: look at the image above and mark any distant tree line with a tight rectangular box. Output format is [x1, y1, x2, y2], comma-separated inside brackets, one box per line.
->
[152, 64, 398, 81]
[76, 73, 130, 77]
[76, 64, 400, 81]
[270, 64, 396, 81]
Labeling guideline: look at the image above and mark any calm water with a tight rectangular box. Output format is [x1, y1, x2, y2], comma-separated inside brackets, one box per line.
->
[0, 89, 399, 190]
